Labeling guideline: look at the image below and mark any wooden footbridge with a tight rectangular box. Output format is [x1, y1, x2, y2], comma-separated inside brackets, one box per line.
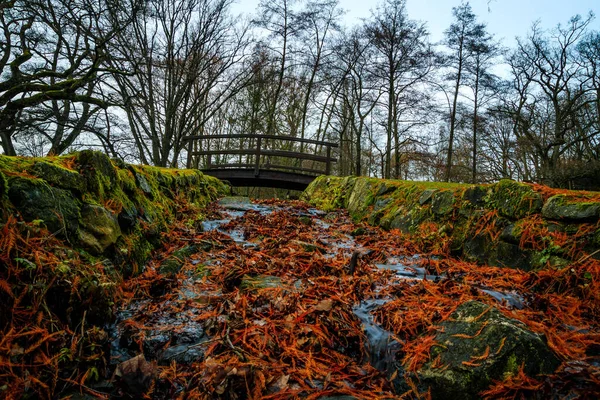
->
[185, 134, 338, 190]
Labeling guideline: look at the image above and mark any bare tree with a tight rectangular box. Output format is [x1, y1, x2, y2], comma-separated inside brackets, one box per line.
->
[442, 2, 487, 182]
[507, 14, 597, 186]
[366, 0, 433, 179]
[0, 0, 136, 156]
[109, 0, 251, 167]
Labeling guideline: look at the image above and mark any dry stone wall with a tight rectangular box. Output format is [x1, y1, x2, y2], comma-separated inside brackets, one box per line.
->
[303, 176, 600, 270]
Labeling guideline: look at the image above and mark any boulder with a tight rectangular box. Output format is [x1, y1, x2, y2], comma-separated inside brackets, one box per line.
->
[414, 301, 559, 399]
[542, 195, 600, 221]
[8, 177, 80, 238]
[79, 204, 121, 254]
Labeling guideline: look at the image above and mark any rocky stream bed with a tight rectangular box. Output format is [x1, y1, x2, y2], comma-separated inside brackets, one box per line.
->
[91, 197, 598, 399]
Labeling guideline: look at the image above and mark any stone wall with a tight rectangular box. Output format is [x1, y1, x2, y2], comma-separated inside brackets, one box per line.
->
[302, 176, 600, 270]
[0, 151, 229, 275]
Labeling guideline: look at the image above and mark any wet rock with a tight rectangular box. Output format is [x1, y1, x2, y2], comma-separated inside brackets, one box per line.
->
[542, 195, 600, 221]
[499, 223, 520, 245]
[79, 204, 121, 254]
[431, 191, 455, 215]
[113, 354, 157, 397]
[419, 189, 437, 205]
[487, 180, 543, 219]
[29, 161, 87, 193]
[462, 186, 487, 206]
[135, 172, 153, 195]
[492, 241, 531, 270]
[240, 275, 283, 292]
[160, 344, 206, 365]
[118, 206, 139, 232]
[158, 244, 206, 275]
[414, 300, 559, 399]
[346, 178, 378, 217]
[390, 207, 427, 233]
[8, 177, 80, 238]
[377, 182, 397, 196]
[373, 197, 392, 212]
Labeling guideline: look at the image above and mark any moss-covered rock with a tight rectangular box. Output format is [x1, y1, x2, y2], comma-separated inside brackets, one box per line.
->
[76, 150, 117, 199]
[240, 274, 283, 292]
[1, 151, 228, 276]
[8, 177, 80, 238]
[492, 241, 531, 270]
[542, 195, 600, 221]
[462, 185, 487, 207]
[134, 171, 153, 195]
[302, 176, 356, 212]
[303, 176, 600, 270]
[0, 169, 6, 198]
[431, 190, 455, 216]
[419, 189, 437, 205]
[389, 206, 428, 233]
[79, 204, 121, 255]
[158, 244, 206, 275]
[29, 161, 87, 193]
[486, 180, 543, 219]
[346, 178, 380, 219]
[415, 301, 559, 399]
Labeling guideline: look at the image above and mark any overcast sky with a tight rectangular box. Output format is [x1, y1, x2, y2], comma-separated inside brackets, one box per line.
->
[232, 0, 599, 45]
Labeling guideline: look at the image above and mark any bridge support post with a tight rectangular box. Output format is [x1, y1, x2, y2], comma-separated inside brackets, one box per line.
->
[186, 139, 193, 169]
[325, 145, 332, 175]
[254, 137, 261, 177]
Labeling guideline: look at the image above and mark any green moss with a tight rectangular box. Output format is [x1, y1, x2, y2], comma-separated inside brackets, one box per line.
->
[504, 354, 519, 378]
[416, 301, 560, 399]
[542, 195, 600, 221]
[117, 168, 137, 193]
[302, 176, 354, 211]
[486, 180, 543, 219]
[0, 169, 7, 198]
[7, 177, 81, 239]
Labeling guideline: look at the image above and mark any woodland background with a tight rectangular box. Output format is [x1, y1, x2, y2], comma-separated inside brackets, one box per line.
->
[1, 0, 599, 189]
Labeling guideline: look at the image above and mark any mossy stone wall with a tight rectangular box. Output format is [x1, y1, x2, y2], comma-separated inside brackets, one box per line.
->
[302, 176, 600, 270]
[0, 151, 229, 275]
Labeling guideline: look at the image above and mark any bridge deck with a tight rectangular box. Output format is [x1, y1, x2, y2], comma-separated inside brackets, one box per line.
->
[201, 168, 316, 191]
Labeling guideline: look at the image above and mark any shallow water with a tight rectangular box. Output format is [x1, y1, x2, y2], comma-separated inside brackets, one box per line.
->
[111, 197, 526, 382]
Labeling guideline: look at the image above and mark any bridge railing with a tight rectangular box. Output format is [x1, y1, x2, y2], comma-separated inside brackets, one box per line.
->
[184, 134, 338, 176]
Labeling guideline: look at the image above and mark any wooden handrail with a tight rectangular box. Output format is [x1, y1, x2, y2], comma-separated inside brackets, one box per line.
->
[191, 149, 337, 164]
[183, 134, 338, 148]
[185, 133, 337, 175]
